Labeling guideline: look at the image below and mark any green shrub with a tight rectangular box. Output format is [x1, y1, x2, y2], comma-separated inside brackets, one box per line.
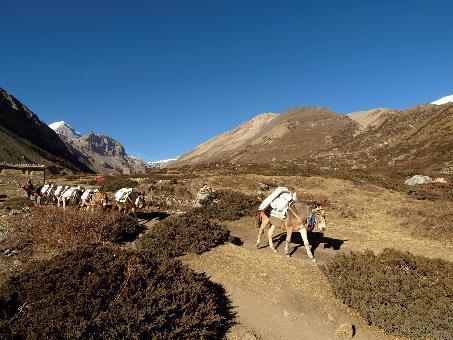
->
[322, 248, 453, 339]
[194, 190, 260, 221]
[99, 175, 137, 192]
[139, 213, 230, 257]
[0, 245, 233, 339]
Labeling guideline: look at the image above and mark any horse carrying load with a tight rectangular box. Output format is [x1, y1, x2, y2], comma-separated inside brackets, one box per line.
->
[114, 188, 145, 216]
[256, 187, 327, 262]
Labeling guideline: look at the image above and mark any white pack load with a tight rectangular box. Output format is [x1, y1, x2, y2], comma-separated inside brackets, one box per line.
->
[62, 186, 79, 199]
[259, 187, 290, 211]
[270, 192, 294, 219]
[81, 189, 94, 201]
[115, 188, 133, 203]
[60, 186, 71, 196]
[40, 184, 50, 195]
[54, 185, 64, 196]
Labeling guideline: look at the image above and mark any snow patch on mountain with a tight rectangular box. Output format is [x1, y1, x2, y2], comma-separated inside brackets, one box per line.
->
[147, 158, 179, 169]
[49, 121, 81, 138]
[431, 95, 453, 105]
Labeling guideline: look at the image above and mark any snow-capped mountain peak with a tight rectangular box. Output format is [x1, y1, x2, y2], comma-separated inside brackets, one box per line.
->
[431, 95, 453, 105]
[147, 158, 178, 169]
[49, 121, 81, 139]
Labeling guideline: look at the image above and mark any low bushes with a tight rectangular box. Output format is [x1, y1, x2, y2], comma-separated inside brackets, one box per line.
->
[194, 190, 260, 221]
[1, 207, 143, 254]
[99, 175, 137, 192]
[0, 245, 233, 339]
[0, 197, 34, 211]
[322, 248, 453, 339]
[139, 214, 230, 257]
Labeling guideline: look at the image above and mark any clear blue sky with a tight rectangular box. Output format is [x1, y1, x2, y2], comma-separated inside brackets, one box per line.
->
[1, 0, 452, 161]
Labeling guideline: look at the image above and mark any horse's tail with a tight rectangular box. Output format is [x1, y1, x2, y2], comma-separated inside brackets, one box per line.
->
[256, 210, 263, 228]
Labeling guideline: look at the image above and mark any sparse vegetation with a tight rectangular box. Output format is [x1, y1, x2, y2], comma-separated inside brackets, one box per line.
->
[194, 190, 260, 221]
[99, 175, 137, 192]
[0, 245, 233, 339]
[1, 207, 143, 255]
[0, 197, 34, 211]
[322, 248, 453, 339]
[390, 206, 453, 241]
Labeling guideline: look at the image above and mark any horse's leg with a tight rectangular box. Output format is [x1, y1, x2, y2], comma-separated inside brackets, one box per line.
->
[285, 228, 292, 257]
[256, 215, 270, 247]
[300, 228, 316, 262]
[268, 224, 277, 253]
[63, 198, 66, 210]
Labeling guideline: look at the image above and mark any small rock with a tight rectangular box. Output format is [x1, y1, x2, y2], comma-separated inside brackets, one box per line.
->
[327, 313, 336, 322]
[283, 309, 290, 318]
[257, 272, 269, 278]
[9, 209, 22, 216]
[8, 249, 19, 257]
[404, 175, 432, 185]
[259, 182, 270, 191]
[335, 322, 355, 338]
[434, 177, 447, 183]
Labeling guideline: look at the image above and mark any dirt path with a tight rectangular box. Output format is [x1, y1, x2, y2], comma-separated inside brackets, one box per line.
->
[183, 213, 396, 340]
[185, 241, 392, 340]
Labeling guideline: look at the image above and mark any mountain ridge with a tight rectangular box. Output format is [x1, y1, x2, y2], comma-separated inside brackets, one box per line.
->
[49, 121, 148, 174]
[0, 88, 93, 173]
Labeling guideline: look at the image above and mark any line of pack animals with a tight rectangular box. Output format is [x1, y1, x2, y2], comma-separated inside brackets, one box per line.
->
[24, 183, 145, 215]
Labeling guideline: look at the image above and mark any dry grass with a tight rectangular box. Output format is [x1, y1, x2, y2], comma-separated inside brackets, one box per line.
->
[0, 197, 34, 211]
[1, 207, 143, 256]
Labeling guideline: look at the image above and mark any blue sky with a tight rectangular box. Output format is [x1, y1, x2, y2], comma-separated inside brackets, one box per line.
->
[1, 0, 452, 161]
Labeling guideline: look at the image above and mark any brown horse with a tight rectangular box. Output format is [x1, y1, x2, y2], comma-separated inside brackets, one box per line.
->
[86, 192, 109, 212]
[256, 201, 326, 262]
[114, 191, 145, 217]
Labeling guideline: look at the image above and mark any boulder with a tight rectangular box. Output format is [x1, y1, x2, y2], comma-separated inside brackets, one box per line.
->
[404, 175, 432, 185]
[194, 185, 213, 208]
[434, 177, 447, 183]
[335, 322, 355, 338]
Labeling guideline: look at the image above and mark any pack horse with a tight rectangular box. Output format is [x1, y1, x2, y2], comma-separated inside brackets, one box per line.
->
[256, 187, 327, 262]
[114, 188, 145, 216]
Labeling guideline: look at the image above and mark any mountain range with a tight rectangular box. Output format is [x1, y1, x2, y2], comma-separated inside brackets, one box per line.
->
[1, 85, 452, 175]
[172, 95, 453, 173]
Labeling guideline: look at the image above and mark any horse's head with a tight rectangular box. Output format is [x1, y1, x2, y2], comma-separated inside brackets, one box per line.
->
[290, 201, 327, 232]
[314, 206, 327, 232]
[135, 192, 145, 209]
[101, 193, 109, 206]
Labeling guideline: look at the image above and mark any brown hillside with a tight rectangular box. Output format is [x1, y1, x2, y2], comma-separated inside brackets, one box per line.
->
[335, 103, 453, 171]
[0, 88, 92, 173]
[174, 107, 357, 166]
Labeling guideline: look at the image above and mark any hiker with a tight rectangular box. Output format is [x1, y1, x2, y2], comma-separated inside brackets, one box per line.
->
[21, 178, 34, 199]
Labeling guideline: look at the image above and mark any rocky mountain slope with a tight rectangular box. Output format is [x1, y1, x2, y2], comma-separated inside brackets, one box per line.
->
[174, 107, 357, 166]
[172, 99, 453, 173]
[336, 102, 453, 170]
[49, 121, 148, 174]
[0, 88, 92, 173]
